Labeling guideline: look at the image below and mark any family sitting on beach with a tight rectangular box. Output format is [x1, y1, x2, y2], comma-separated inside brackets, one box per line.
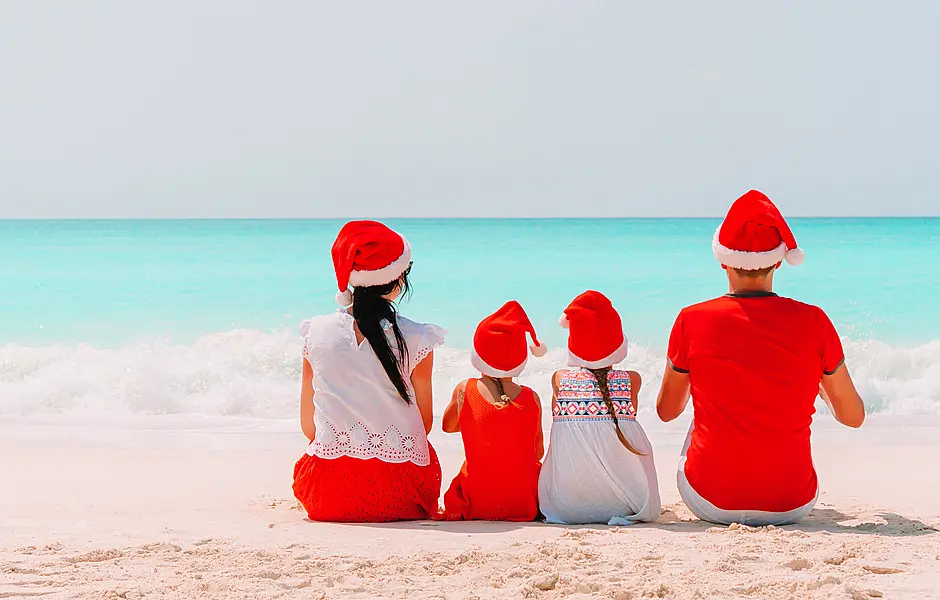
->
[292, 190, 867, 527]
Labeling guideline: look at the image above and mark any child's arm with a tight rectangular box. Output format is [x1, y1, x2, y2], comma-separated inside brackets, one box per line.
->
[441, 380, 467, 433]
[412, 351, 436, 434]
[533, 390, 545, 460]
[551, 370, 564, 412]
[300, 358, 317, 442]
[627, 370, 642, 411]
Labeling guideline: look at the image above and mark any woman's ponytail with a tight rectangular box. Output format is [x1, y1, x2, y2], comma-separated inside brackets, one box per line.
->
[351, 275, 412, 404]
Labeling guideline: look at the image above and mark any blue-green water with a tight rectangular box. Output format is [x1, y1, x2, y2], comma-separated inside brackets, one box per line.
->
[2, 218, 939, 417]
[2, 218, 938, 347]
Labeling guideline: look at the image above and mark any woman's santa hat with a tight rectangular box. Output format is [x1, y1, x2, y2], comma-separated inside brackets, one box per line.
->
[471, 301, 547, 378]
[331, 220, 412, 307]
[712, 190, 805, 270]
[559, 291, 628, 369]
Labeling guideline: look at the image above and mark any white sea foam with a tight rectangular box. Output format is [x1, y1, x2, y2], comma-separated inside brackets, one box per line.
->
[1, 330, 939, 420]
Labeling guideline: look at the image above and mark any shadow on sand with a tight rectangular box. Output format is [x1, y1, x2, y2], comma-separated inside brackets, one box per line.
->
[332, 505, 937, 538]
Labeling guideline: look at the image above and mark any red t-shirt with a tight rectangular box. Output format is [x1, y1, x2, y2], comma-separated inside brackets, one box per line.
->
[667, 293, 845, 512]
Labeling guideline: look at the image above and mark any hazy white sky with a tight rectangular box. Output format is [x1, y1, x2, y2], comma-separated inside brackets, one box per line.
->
[1, 1, 938, 218]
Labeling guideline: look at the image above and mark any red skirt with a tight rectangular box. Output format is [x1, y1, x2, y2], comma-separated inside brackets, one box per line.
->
[292, 444, 442, 522]
[442, 460, 540, 522]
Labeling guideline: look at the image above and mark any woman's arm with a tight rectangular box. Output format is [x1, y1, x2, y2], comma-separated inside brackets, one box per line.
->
[441, 380, 467, 433]
[411, 351, 435, 434]
[300, 358, 316, 442]
[627, 370, 642, 411]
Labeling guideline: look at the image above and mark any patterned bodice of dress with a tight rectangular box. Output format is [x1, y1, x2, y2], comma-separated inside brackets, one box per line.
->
[553, 368, 636, 421]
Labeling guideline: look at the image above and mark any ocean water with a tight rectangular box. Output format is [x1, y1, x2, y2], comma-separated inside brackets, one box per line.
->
[1, 218, 939, 419]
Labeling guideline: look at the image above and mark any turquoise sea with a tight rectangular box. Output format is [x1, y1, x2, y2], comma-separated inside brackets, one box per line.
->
[2, 218, 939, 418]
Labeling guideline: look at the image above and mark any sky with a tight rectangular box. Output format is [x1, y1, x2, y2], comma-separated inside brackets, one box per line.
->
[1, 1, 938, 218]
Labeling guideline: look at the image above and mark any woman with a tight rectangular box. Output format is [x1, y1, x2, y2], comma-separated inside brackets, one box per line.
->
[292, 220, 445, 522]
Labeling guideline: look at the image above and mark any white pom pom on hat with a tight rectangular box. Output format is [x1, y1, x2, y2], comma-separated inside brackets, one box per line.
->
[559, 314, 570, 329]
[785, 247, 805, 266]
[335, 289, 354, 309]
[530, 341, 548, 357]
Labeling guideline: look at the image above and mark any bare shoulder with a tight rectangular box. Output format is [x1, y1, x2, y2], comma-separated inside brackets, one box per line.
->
[552, 369, 568, 385]
[453, 379, 469, 396]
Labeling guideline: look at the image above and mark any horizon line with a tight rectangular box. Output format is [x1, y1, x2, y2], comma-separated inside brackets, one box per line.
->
[2, 215, 940, 221]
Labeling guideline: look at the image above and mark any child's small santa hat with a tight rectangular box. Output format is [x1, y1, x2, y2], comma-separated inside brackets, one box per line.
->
[471, 301, 547, 378]
[712, 190, 805, 270]
[331, 220, 412, 307]
[559, 291, 628, 369]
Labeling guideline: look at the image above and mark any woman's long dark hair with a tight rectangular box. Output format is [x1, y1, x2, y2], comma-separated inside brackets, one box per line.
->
[352, 271, 412, 404]
[588, 367, 644, 456]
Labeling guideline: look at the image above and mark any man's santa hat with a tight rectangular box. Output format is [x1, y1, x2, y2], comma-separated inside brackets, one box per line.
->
[712, 190, 805, 270]
[331, 220, 412, 307]
[471, 301, 547, 378]
[559, 291, 629, 369]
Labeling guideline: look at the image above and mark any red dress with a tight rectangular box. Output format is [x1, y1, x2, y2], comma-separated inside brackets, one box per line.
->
[443, 380, 542, 521]
[293, 446, 442, 523]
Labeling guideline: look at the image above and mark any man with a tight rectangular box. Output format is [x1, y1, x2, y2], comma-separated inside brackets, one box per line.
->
[657, 190, 865, 526]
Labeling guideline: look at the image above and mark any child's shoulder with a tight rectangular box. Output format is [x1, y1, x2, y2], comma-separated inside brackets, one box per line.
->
[552, 368, 579, 381]
[519, 384, 541, 400]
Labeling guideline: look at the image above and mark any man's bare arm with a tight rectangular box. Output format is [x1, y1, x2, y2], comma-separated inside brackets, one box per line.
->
[657, 365, 691, 422]
[819, 364, 865, 428]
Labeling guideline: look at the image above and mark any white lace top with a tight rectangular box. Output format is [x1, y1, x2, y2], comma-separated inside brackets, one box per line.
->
[300, 311, 445, 466]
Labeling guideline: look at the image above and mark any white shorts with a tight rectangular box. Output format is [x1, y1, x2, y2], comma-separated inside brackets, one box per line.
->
[677, 425, 817, 527]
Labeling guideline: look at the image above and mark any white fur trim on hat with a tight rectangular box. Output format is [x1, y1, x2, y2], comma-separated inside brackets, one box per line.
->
[712, 227, 789, 271]
[471, 348, 527, 378]
[347, 238, 413, 288]
[567, 337, 629, 369]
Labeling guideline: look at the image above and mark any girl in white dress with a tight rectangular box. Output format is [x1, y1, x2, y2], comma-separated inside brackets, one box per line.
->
[538, 290, 661, 525]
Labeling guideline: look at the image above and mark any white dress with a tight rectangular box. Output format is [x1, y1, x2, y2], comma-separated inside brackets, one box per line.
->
[300, 310, 445, 466]
[538, 369, 661, 524]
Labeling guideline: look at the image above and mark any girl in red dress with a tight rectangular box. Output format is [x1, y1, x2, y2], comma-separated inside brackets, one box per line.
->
[293, 221, 445, 522]
[441, 301, 546, 521]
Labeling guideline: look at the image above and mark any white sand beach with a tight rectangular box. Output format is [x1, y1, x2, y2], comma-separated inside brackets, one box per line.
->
[2, 414, 938, 600]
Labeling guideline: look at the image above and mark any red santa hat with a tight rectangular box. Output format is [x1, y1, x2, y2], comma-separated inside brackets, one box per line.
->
[559, 291, 629, 369]
[471, 301, 547, 378]
[331, 220, 412, 307]
[712, 190, 805, 270]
